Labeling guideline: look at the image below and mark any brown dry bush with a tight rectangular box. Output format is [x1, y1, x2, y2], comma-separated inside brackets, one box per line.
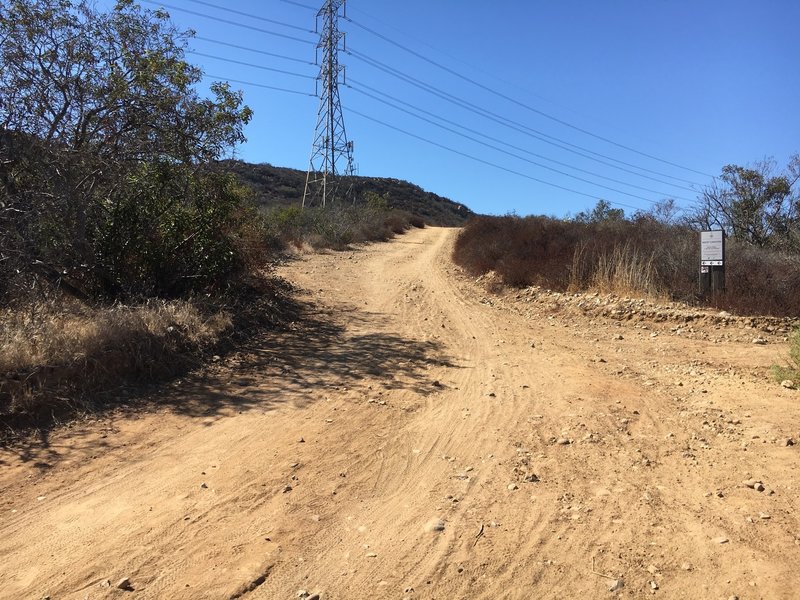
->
[0, 273, 297, 437]
[453, 215, 800, 317]
[0, 300, 230, 427]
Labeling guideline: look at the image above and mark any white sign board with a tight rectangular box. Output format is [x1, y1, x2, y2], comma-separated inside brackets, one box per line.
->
[700, 230, 724, 265]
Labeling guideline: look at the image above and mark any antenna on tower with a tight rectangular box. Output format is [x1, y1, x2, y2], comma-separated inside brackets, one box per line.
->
[302, 0, 355, 208]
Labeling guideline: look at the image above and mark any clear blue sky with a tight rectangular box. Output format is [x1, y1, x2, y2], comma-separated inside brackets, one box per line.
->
[108, 0, 799, 217]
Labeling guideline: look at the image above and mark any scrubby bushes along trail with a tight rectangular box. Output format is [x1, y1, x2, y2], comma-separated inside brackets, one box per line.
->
[453, 214, 800, 317]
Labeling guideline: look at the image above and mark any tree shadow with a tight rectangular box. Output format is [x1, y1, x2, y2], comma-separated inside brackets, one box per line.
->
[1, 292, 459, 467]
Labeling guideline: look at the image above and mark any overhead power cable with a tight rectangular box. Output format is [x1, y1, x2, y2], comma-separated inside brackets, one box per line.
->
[278, 0, 317, 10]
[202, 73, 314, 96]
[195, 36, 313, 65]
[139, 0, 316, 44]
[348, 48, 702, 189]
[183, 0, 313, 32]
[188, 51, 315, 79]
[349, 5, 558, 109]
[348, 81, 693, 203]
[347, 107, 645, 212]
[346, 16, 714, 179]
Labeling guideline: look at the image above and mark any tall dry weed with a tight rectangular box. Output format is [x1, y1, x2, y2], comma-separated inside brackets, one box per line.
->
[591, 244, 663, 298]
[1, 300, 231, 425]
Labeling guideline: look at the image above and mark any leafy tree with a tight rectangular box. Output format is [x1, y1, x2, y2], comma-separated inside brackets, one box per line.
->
[0, 0, 255, 301]
[574, 199, 625, 224]
[692, 157, 799, 249]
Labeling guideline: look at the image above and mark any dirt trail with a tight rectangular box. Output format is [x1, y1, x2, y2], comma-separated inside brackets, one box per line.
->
[2, 226, 799, 599]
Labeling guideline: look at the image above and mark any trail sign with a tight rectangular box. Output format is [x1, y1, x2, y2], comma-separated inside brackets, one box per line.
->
[700, 230, 724, 266]
[699, 230, 725, 294]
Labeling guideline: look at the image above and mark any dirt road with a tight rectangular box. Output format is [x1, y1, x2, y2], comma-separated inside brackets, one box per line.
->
[1, 227, 799, 599]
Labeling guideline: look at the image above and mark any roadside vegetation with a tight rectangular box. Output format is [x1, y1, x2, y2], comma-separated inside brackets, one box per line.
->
[772, 328, 800, 386]
[0, 1, 424, 438]
[454, 155, 800, 318]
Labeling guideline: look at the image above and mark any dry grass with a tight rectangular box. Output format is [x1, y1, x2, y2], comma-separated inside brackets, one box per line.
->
[589, 244, 664, 299]
[772, 328, 800, 386]
[1, 298, 232, 429]
[454, 215, 800, 317]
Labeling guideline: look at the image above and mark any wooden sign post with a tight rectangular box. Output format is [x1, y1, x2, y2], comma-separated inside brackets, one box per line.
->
[699, 230, 725, 295]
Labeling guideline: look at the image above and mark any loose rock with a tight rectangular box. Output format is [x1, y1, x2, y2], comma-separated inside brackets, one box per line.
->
[425, 518, 446, 532]
[116, 577, 133, 591]
[608, 578, 624, 592]
[781, 380, 796, 389]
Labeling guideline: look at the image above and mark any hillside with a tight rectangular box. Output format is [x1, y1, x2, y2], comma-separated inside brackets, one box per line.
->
[223, 160, 473, 226]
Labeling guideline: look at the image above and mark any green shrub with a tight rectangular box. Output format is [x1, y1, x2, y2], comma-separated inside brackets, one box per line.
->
[772, 329, 800, 386]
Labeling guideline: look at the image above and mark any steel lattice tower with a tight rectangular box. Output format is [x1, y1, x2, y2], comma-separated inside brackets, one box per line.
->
[302, 0, 355, 208]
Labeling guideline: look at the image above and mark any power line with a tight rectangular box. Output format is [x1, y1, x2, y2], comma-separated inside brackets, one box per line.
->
[188, 51, 315, 79]
[346, 16, 714, 179]
[183, 0, 313, 32]
[278, 0, 317, 10]
[202, 74, 314, 96]
[349, 5, 560, 110]
[349, 81, 694, 203]
[194, 36, 313, 65]
[178, 27, 694, 201]
[347, 48, 703, 188]
[347, 107, 645, 212]
[185, 29, 695, 199]
[139, 0, 316, 44]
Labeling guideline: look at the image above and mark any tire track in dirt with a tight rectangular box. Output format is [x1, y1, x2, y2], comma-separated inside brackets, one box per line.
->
[1, 227, 798, 599]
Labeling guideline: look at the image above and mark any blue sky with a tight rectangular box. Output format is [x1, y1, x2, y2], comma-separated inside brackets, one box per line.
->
[110, 0, 799, 217]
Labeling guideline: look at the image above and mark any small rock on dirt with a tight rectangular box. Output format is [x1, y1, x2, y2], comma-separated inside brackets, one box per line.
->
[781, 380, 796, 389]
[783, 438, 795, 446]
[425, 518, 446, 532]
[116, 577, 133, 591]
[508, 483, 519, 491]
[650, 581, 659, 590]
[556, 438, 571, 445]
[714, 536, 729, 544]
[752, 337, 767, 345]
[608, 578, 624, 592]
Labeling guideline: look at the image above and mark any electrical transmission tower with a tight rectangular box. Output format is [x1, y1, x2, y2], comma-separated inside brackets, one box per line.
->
[302, 0, 355, 208]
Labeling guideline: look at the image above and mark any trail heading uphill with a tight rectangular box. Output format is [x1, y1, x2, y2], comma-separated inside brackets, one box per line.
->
[1, 227, 799, 599]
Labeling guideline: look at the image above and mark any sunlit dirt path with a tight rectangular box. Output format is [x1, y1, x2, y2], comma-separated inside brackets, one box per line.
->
[1, 227, 798, 599]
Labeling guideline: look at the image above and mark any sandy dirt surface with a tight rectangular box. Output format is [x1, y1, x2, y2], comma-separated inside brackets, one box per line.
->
[1, 226, 799, 600]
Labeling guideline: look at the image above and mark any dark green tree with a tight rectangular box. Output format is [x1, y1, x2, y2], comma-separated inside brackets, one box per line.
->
[574, 199, 625, 224]
[0, 0, 255, 300]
